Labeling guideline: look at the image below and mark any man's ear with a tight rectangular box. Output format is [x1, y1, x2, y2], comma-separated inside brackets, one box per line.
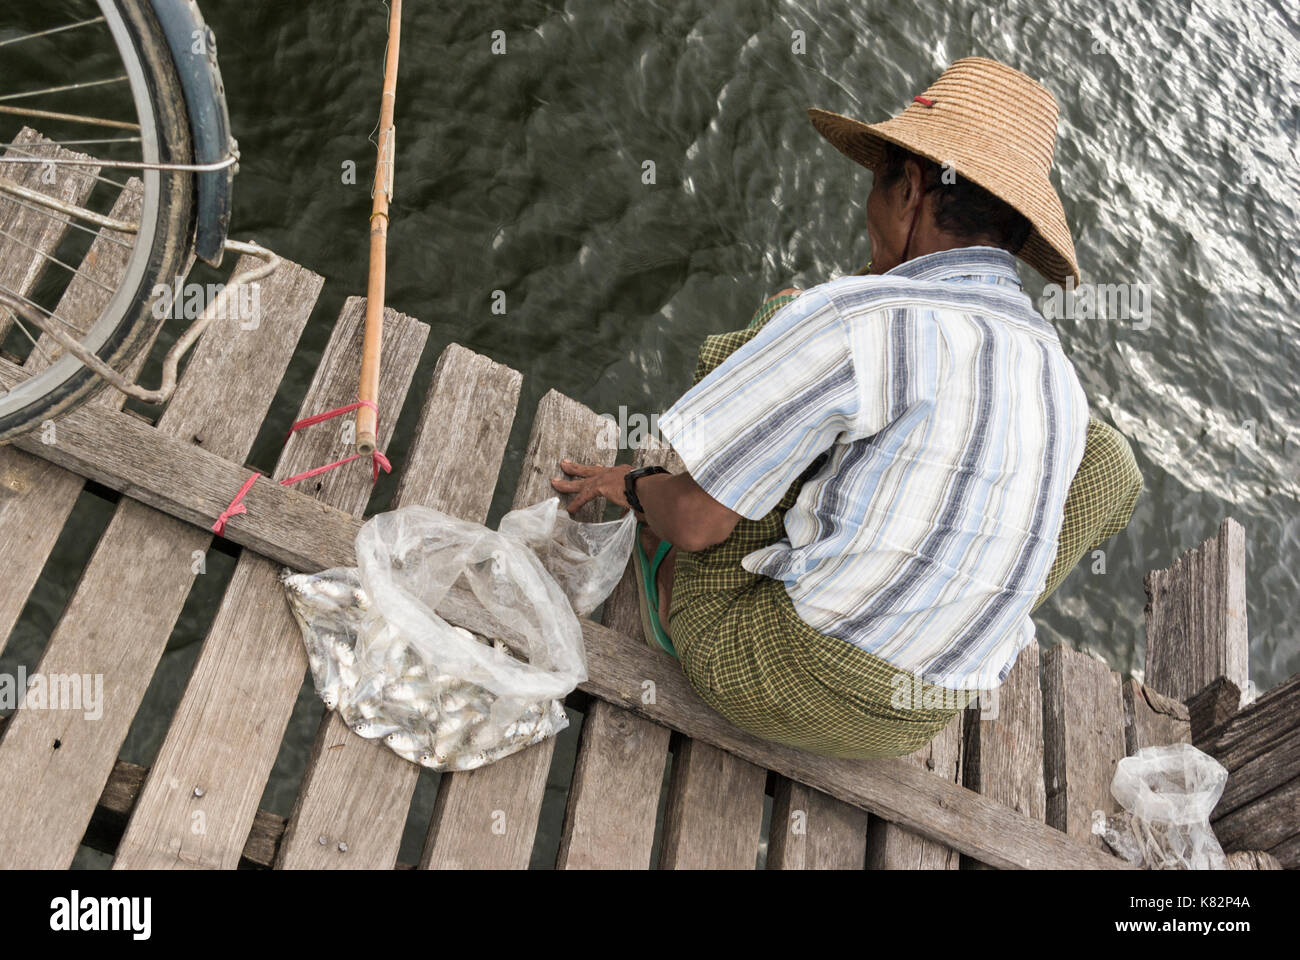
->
[903, 158, 926, 210]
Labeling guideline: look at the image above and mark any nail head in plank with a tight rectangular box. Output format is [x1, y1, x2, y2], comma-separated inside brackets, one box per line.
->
[112, 297, 427, 869]
[0, 259, 321, 869]
[420, 388, 615, 870]
[275, 342, 521, 870]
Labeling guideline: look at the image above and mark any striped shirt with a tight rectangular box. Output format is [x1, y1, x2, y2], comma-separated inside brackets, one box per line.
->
[658, 247, 1088, 690]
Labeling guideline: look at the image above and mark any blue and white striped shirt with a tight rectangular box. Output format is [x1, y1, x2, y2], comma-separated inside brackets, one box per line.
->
[658, 247, 1088, 690]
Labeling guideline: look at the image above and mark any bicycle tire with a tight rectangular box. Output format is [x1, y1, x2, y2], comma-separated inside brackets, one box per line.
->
[0, 0, 195, 443]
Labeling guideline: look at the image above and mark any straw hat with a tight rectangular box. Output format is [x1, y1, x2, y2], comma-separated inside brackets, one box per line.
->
[809, 57, 1079, 287]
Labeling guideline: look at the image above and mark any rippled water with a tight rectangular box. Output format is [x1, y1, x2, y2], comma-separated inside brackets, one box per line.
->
[1, 0, 1297, 863]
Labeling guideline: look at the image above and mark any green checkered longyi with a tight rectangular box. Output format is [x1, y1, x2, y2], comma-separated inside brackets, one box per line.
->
[665, 293, 1142, 759]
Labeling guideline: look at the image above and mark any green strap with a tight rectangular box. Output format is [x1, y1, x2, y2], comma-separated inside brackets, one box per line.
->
[636, 525, 678, 658]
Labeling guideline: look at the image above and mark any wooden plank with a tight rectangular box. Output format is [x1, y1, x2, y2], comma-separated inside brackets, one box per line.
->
[0, 127, 99, 339]
[420, 389, 615, 869]
[555, 699, 670, 868]
[767, 777, 868, 869]
[275, 343, 521, 869]
[865, 713, 962, 869]
[658, 737, 766, 868]
[1197, 674, 1300, 806]
[1224, 850, 1282, 870]
[1260, 831, 1299, 870]
[606, 436, 770, 871]
[1122, 679, 1190, 754]
[1186, 677, 1242, 742]
[1144, 518, 1249, 705]
[1197, 673, 1300, 864]
[1041, 644, 1126, 852]
[555, 439, 673, 869]
[0, 257, 321, 868]
[1210, 777, 1300, 859]
[3, 382, 1134, 868]
[0, 712, 298, 870]
[111, 298, 428, 869]
[0, 181, 153, 657]
[962, 641, 1046, 835]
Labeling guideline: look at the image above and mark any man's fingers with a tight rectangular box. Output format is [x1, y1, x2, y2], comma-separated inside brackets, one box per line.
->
[551, 476, 582, 493]
[564, 486, 595, 515]
[558, 458, 602, 477]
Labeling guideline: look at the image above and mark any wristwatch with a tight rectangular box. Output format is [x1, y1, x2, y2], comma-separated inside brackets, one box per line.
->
[624, 465, 669, 514]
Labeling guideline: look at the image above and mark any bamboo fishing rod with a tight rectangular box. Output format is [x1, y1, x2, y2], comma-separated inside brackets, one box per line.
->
[356, 0, 402, 456]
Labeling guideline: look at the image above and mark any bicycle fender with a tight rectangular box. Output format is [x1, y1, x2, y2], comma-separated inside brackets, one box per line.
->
[151, 0, 236, 267]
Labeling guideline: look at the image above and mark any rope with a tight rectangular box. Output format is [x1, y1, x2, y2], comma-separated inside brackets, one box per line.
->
[210, 399, 390, 536]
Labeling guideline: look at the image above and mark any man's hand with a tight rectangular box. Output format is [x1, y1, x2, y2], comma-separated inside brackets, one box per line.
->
[551, 459, 632, 515]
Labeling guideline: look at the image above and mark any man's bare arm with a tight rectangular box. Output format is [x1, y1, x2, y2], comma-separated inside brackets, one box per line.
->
[550, 459, 741, 552]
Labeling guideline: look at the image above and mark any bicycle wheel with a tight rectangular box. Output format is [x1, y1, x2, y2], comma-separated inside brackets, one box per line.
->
[0, 0, 194, 442]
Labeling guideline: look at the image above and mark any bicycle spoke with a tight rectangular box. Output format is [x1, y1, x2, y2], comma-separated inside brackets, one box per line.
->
[0, 191, 136, 250]
[5, 302, 53, 370]
[0, 76, 128, 104]
[0, 16, 106, 49]
[0, 223, 119, 296]
[1, 141, 130, 190]
[0, 282, 82, 346]
[0, 104, 141, 133]
[18, 136, 141, 148]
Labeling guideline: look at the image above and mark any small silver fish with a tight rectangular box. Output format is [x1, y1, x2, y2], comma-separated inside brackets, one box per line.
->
[352, 718, 402, 739]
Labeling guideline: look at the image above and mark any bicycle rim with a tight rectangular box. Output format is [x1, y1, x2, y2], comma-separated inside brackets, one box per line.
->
[0, 0, 184, 430]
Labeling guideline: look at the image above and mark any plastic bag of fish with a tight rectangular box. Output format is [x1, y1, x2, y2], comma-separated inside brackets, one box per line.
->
[282, 497, 636, 772]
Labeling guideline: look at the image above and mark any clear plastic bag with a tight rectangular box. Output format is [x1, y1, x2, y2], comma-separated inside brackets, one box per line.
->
[1092, 743, 1230, 870]
[283, 497, 636, 771]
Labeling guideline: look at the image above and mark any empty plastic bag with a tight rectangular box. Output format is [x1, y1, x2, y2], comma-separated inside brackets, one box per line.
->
[282, 497, 636, 772]
[1092, 742, 1229, 869]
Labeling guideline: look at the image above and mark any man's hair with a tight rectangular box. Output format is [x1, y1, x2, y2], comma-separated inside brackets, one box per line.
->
[877, 141, 1033, 254]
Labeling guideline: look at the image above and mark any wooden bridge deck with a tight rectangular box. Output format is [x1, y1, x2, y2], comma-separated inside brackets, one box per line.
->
[0, 129, 1291, 870]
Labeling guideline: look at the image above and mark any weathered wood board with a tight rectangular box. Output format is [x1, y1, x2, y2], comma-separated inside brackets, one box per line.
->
[961, 640, 1046, 870]
[1197, 674, 1300, 865]
[1122, 679, 1190, 754]
[658, 737, 767, 869]
[112, 298, 427, 869]
[0, 127, 99, 340]
[1041, 644, 1127, 852]
[1144, 518, 1249, 705]
[556, 439, 673, 869]
[767, 776, 868, 869]
[865, 713, 962, 869]
[556, 699, 670, 869]
[0, 257, 322, 868]
[0, 181, 148, 655]
[420, 389, 615, 869]
[275, 343, 521, 869]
